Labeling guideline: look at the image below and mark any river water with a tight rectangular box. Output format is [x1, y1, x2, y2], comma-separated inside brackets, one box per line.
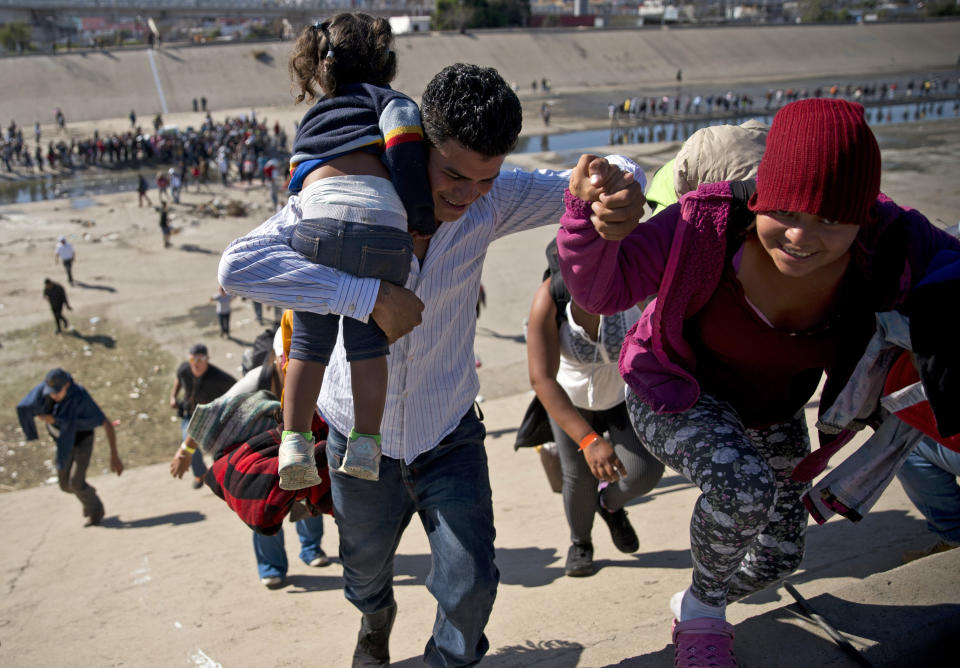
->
[1, 98, 957, 207]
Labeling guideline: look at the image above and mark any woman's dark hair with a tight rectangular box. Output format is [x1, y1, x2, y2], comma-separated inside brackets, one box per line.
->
[420, 63, 522, 157]
[288, 12, 397, 104]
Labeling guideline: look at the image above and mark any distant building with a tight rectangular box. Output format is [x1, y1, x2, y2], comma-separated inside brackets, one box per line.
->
[389, 15, 431, 34]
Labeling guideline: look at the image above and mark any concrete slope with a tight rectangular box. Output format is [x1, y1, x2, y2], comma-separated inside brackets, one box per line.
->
[2, 21, 959, 124]
[0, 390, 955, 667]
[732, 549, 960, 667]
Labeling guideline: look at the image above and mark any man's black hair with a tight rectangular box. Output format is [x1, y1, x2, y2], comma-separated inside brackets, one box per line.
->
[421, 63, 522, 157]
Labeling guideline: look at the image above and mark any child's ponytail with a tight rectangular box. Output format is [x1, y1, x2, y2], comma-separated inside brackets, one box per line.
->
[369, 17, 397, 88]
[289, 12, 397, 103]
[288, 23, 323, 104]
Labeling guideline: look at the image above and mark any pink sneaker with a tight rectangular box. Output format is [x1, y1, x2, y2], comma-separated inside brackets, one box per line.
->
[672, 617, 737, 668]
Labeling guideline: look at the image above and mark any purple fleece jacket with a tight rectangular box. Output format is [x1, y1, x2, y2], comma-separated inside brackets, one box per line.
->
[557, 181, 959, 475]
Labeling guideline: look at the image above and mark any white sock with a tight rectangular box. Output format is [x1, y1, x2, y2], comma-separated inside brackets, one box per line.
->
[670, 587, 726, 622]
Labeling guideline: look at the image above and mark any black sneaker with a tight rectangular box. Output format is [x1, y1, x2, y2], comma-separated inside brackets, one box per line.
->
[564, 541, 595, 577]
[598, 504, 639, 553]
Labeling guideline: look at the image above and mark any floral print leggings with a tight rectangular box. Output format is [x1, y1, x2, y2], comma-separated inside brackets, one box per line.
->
[627, 391, 811, 607]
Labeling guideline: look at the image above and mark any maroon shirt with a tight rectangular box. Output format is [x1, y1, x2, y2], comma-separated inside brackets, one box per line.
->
[687, 264, 837, 429]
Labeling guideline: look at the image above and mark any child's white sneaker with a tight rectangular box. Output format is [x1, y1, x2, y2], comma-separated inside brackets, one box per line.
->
[278, 432, 322, 490]
[338, 433, 381, 481]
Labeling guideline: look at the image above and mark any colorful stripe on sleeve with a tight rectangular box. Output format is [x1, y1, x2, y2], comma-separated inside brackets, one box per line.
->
[384, 125, 424, 149]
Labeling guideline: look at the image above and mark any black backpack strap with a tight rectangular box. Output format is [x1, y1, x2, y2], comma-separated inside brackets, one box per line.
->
[544, 238, 571, 329]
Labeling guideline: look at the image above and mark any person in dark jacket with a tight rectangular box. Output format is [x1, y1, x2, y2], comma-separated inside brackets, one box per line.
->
[168, 343, 236, 488]
[169, 315, 331, 587]
[43, 277, 72, 334]
[16, 368, 123, 525]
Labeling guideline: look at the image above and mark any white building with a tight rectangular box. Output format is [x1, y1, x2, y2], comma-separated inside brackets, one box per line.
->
[389, 15, 431, 34]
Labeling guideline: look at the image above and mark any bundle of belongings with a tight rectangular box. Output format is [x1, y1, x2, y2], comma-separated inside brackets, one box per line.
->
[793, 249, 960, 524]
[188, 388, 331, 535]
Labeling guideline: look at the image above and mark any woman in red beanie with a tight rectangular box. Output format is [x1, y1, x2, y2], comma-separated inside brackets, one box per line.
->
[555, 98, 960, 667]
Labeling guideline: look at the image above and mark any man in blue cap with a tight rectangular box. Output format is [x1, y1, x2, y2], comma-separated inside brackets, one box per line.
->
[16, 368, 123, 525]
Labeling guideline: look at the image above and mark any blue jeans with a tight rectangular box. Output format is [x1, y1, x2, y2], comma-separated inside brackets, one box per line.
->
[252, 515, 326, 579]
[181, 417, 207, 478]
[326, 409, 498, 667]
[291, 310, 388, 364]
[291, 217, 412, 286]
[896, 438, 960, 545]
[290, 217, 412, 365]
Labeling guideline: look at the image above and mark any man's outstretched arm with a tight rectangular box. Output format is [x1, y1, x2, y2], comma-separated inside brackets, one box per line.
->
[218, 200, 423, 341]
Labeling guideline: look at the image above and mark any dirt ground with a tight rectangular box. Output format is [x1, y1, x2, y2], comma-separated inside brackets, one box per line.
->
[0, 82, 959, 668]
[2, 108, 959, 492]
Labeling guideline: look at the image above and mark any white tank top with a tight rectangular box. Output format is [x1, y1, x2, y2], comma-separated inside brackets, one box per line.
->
[555, 302, 640, 410]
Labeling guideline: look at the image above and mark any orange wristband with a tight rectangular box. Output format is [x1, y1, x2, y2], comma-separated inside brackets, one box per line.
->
[578, 432, 600, 451]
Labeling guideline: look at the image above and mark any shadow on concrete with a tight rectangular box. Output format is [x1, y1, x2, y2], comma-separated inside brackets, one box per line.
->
[97, 511, 206, 528]
[157, 303, 217, 331]
[68, 330, 116, 348]
[159, 49, 185, 63]
[279, 573, 345, 593]
[178, 243, 218, 255]
[225, 336, 252, 347]
[602, 645, 673, 667]
[737, 509, 929, 609]
[626, 474, 695, 503]
[498, 546, 565, 587]
[486, 639, 585, 667]
[486, 425, 518, 440]
[392, 552, 431, 585]
[616, 549, 693, 571]
[73, 280, 117, 292]
[476, 326, 525, 344]
[392, 639, 585, 668]
[497, 545, 694, 584]
[734, 594, 960, 667]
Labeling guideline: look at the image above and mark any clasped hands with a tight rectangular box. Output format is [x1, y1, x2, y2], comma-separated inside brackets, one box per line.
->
[568, 154, 647, 241]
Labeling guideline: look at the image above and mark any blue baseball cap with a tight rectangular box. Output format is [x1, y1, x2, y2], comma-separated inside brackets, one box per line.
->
[43, 368, 72, 395]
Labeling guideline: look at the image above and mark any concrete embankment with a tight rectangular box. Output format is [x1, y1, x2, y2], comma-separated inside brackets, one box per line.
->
[1, 21, 958, 124]
[1, 390, 957, 666]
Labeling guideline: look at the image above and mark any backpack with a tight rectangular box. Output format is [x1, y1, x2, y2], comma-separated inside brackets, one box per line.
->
[514, 239, 571, 451]
[543, 238, 571, 329]
[242, 327, 277, 375]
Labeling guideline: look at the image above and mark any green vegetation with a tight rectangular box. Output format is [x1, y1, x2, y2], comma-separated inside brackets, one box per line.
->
[799, 0, 851, 22]
[924, 0, 960, 17]
[0, 318, 179, 492]
[434, 0, 531, 31]
[0, 21, 32, 53]
[246, 21, 280, 40]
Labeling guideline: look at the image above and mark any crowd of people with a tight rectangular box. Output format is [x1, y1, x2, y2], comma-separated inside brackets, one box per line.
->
[605, 74, 959, 122]
[0, 109, 290, 188]
[13, 12, 960, 668]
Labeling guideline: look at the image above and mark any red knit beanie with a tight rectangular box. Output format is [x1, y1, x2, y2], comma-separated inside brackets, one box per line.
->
[748, 98, 880, 225]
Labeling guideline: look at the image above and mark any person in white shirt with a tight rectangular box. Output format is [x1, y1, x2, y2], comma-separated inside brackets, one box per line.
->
[54, 235, 75, 286]
[219, 63, 646, 668]
[527, 240, 664, 578]
[210, 286, 233, 339]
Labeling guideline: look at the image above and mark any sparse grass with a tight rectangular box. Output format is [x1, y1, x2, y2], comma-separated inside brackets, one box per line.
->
[0, 317, 180, 492]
